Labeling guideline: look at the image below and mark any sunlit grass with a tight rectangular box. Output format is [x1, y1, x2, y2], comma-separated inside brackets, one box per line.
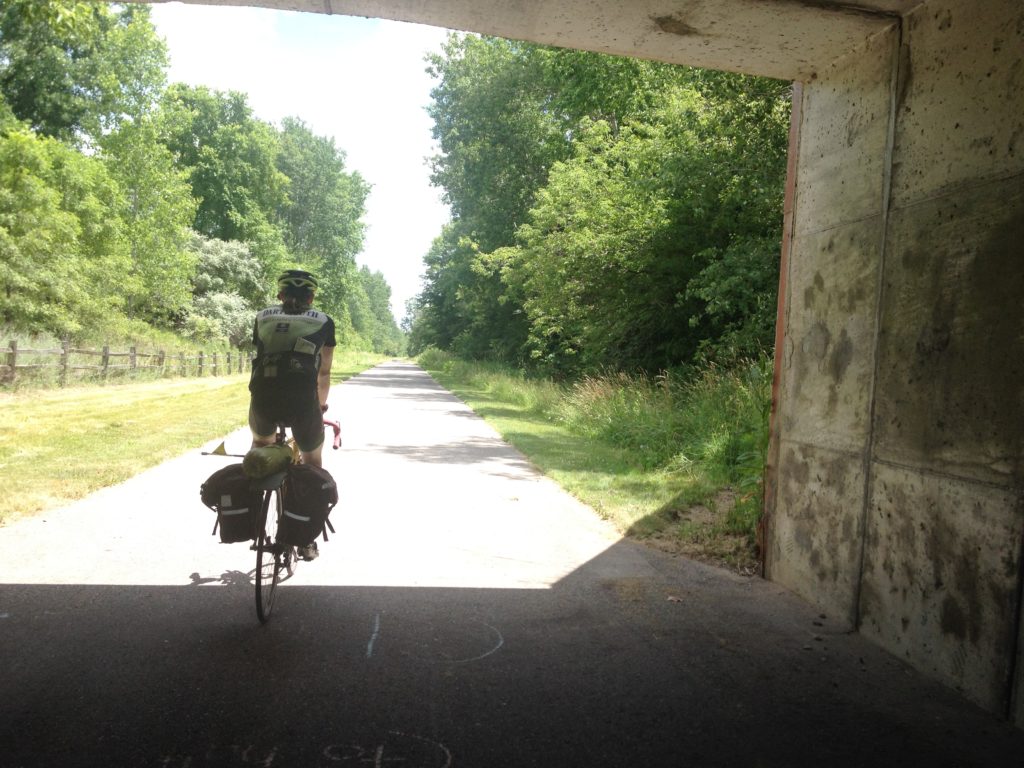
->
[0, 349, 389, 524]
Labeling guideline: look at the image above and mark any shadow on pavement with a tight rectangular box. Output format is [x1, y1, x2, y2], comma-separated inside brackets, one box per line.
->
[346, 370, 442, 390]
[3, 537, 1023, 768]
[363, 436, 534, 472]
[6, 361, 1022, 767]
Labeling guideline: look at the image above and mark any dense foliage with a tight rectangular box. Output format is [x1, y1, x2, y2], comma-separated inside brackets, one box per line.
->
[408, 35, 790, 376]
[0, 1, 403, 355]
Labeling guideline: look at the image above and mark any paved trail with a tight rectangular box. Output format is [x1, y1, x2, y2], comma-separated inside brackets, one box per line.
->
[1, 361, 1021, 767]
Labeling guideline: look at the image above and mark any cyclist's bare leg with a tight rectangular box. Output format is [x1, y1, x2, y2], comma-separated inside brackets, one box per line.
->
[300, 443, 324, 467]
[251, 432, 276, 449]
[248, 402, 277, 449]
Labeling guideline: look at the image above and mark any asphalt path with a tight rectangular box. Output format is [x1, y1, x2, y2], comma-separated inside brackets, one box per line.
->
[1, 361, 1022, 767]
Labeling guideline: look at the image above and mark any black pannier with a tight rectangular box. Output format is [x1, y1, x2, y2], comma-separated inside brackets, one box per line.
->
[277, 464, 338, 547]
[200, 463, 262, 543]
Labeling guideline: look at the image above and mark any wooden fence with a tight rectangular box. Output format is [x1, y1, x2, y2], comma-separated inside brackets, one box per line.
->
[2, 339, 250, 387]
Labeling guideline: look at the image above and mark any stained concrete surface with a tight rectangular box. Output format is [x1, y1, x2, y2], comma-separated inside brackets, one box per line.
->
[1, 361, 1022, 767]
[770, 0, 1024, 721]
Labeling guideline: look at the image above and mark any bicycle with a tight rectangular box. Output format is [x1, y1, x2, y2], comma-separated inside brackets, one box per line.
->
[251, 418, 341, 624]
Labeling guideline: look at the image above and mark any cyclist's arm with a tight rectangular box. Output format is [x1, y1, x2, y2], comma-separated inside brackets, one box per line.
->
[318, 345, 334, 410]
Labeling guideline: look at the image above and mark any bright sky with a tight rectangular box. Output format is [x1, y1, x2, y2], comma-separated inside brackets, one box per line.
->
[149, 2, 453, 322]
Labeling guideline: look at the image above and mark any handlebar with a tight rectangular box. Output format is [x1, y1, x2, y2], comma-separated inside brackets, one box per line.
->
[324, 418, 342, 450]
[203, 419, 341, 457]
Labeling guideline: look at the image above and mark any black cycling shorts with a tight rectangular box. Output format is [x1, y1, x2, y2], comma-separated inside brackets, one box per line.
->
[248, 392, 324, 452]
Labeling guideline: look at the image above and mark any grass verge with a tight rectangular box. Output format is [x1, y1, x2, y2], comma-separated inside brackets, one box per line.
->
[0, 349, 388, 524]
[418, 349, 770, 574]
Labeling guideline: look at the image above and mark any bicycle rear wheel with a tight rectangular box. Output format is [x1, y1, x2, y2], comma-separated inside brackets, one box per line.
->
[255, 488, 284, 623]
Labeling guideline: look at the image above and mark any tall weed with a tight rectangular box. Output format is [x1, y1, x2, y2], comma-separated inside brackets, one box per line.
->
[558, 371, 680, 469]
[559, 358, 772, 488]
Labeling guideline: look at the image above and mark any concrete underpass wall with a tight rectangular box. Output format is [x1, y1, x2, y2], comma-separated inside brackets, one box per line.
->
[769, 24, 896, 626]
[768, 0, 1024, 723]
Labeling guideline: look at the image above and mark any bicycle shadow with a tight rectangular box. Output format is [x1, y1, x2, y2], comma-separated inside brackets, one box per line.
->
[188, 567, 300, 588]
[188, 570, 252, 588]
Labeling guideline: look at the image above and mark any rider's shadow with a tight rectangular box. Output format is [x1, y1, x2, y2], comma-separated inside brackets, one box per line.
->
[188, 570, 252, 587]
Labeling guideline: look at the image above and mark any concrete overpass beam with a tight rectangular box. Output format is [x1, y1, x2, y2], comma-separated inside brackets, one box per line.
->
[202, 0, 897, 80]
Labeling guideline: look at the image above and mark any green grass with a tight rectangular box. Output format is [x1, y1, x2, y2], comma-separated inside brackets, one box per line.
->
[0, 348, 388, 523]
[417, 348, 771, 572]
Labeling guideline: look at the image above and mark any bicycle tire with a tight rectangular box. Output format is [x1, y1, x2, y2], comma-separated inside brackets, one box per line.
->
[255, 487, 282, 623]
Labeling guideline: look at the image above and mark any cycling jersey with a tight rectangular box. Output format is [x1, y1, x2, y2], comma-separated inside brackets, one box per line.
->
[249, 305, 336, 398]
[248, 305, 336, 451]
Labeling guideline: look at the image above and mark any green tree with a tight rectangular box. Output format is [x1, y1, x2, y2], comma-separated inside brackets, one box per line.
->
[0, 125, 129, 336]
[417, 38, 790, 373]
[420, 35, 568, 360]
[276, 118, 367, 263]
[355, 266, 404, 355]
[0, 1, 167, 145]
[101, 116, 198, 324]
[427, 35, 567, 253]
[661, 74, 790, 361]
[416, 36, 707, 366]
[157, 84, 289, 276]
[275, 117, 369, 323]
[184, 233, 264, 345]
[512, 76, 790, 373]
[510, 118, 677, 375]
[528, 46, 682, 135]
[408, 225, 522, 358]
[187, 233, 265, 305]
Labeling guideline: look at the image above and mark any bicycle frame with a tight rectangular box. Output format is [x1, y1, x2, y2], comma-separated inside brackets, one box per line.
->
[252, 419, 338, 623]
[203, 419, 340, 624]
[253, 468, 290, 623]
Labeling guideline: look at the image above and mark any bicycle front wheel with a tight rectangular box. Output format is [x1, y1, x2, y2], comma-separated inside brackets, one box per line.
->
[255, 487, 283, 623]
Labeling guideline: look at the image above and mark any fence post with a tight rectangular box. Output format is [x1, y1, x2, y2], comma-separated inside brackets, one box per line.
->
[198, 351, 205, 377]
[60, 339, 70, 387]
[6, 340, 16, 384]
[212, 352, 219, 376]
[226, 350, 232, 375]
[158, 350, 166, 377]
[129, 346, 137, 372]
[101, 345, 110, 380]
[179, 352, 186, 377]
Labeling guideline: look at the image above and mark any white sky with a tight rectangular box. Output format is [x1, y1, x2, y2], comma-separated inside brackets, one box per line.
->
[149, 2, 453, 322]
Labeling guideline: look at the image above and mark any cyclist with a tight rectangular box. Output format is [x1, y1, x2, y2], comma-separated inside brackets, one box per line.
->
[248, 269, 335, 473]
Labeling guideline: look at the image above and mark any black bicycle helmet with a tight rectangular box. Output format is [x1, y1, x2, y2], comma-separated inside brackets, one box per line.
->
[277, 269, 318, 294]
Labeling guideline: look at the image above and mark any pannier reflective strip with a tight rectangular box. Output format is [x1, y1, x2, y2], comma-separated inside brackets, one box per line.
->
[220, 508, 251, 516]
[284, 510, 311, 522]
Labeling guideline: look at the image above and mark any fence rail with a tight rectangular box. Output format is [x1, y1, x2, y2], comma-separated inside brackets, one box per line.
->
[2, 339, 251, 387]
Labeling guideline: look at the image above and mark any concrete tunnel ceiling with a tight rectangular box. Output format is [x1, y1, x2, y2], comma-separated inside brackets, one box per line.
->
[150, 0, 920, 82]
